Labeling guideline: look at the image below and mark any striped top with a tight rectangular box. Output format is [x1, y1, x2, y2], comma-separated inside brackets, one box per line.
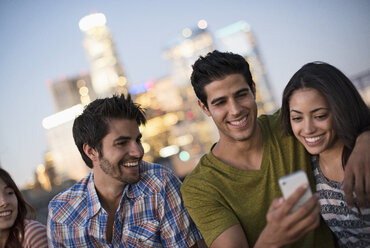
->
[312, 155, 370, 247]
[47, 161, 202, 247]
[22, 219, 48, 248]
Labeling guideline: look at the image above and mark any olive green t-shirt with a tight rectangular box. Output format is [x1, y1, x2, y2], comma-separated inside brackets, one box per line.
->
[181, 111, 334, 247]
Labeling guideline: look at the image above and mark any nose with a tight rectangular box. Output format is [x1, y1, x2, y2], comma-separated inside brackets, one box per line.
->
[129, 141, 144, 158]
[229, 99, 242, 116]
[303, 118, 316, 134]
[0, 194, 8, 207]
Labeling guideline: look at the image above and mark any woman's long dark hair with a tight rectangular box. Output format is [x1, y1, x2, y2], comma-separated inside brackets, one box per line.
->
[281, 62, 370, 167]
[0, 168, 35, 247]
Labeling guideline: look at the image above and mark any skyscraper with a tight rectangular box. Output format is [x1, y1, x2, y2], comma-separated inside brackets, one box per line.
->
[79, 13, 128, 97]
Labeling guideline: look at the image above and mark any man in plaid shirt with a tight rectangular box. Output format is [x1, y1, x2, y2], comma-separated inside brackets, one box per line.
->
[47, 94, 203, 247]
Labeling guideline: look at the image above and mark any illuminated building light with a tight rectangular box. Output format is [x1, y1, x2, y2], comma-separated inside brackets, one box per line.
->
[182, 28, 192, 38]
[77, 79, 86, 88]
[164, 113, 178, 126]
[117, 76, 127, 86]
[42, 104, 84, 130]
[142, 142, 151, 153]
[145, 80, 155, 90]
[80, 95, 91, 105]
[198, 20, 208, 29]
[185, 110, 195, 120]
[179, 151, 190, 162]
[159, 145, 179, 158]
[175, 134, 193, 146]
[79, 86, 89, 96]
[129, 82, 148, 94]
[79, 13, 107, 32]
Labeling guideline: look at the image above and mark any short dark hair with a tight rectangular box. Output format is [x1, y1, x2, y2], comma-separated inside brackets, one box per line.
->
[281, 62, 370, 165]
[72, 94, 146, 168]
[191, 50, 255, 108]
[0, 168, 35, 246]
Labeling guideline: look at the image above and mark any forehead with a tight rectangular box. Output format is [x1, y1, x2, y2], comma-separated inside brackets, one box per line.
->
[0, 177, 10, 190]
[289, 88, 328, 108]
[105, 118, 140, 139]
[204, 74, 250, 100]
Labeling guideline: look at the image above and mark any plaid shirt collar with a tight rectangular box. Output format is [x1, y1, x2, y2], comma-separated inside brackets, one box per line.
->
[85, 167, 149, 219]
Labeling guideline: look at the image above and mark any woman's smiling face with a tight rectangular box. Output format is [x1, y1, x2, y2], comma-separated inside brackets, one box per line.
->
[0, 177, 18, 233]
[289, 87, 339, 155]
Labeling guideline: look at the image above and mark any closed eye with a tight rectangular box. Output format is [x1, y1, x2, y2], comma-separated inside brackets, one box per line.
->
[291, 116, 302, 122]
[315, 114, 328, 120]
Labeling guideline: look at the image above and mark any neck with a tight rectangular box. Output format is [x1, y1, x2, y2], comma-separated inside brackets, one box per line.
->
[319, 141, 344, 182]
[213, 124, 263, 170]
[0, 229, 10, 248]
[93, 173, 125, 213]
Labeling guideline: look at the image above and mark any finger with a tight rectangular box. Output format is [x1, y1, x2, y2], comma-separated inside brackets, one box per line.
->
[291, 208, 320, 239]
[282, 184, 309, 215]
[342, 168, 355, 208]
[285, 194, 319, 226]
[266, 198, 285, 222]
[284, 199, 320, 241]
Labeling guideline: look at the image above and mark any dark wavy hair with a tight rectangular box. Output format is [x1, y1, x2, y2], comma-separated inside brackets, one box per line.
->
[0, 168, 35, 247]
[281, 62, 370, 166]
[73, 94, 146, 168]
[191, 50, 255, 108]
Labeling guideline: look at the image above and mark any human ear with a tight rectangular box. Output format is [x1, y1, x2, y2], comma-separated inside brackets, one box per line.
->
[83, 143, 99, 162]
[198, 99, 211, 117]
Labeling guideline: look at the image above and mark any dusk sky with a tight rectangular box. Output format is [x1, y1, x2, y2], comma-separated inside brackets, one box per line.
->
[0, 0, 369, 187]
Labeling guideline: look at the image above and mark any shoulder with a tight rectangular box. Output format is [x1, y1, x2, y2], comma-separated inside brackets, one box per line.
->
[23, 220, 48, 248]
[258, 110, 284, 137]
[48, 174, 91, 225]
[181, 152, 221, 198]
[136, 161, 181, 195]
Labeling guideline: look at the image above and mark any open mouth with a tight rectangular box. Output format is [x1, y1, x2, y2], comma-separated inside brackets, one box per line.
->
[229, 116, 248, 128]
[0, 211, 12, 217]
[123, 161, 139, 167]
[304, 135, 324, 145]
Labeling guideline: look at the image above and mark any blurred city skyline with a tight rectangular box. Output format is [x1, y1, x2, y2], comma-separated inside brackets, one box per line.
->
[0, 0, 369, 187]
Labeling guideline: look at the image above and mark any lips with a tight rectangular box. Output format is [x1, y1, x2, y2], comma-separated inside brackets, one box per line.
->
[0, 210, 12, 217]
[304, 135, 324, 146]
[123, 161, 139, 167]
[229, 116, 248, 128]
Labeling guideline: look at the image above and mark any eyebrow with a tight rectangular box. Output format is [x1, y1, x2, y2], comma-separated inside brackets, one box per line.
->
[113, 133, 142, 143]
[210, 88, 250, 105]
[290, 107, 329, 114]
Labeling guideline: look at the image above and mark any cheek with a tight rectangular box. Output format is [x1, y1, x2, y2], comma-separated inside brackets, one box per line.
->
[290, 121, 300, 137]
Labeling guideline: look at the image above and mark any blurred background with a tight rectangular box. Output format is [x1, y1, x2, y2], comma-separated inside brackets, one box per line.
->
[0, 0, 369, 224]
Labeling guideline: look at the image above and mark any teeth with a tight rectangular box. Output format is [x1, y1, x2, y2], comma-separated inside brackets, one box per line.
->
[305, 136, 322, 143]
[230, 117, 247, 126]
[124, 162, 138, 167]
[0, 211, 11, 217]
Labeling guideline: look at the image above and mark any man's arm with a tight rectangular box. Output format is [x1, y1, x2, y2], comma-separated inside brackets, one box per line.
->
[209, 184, 319, 248]
[343, 131, 370, 208]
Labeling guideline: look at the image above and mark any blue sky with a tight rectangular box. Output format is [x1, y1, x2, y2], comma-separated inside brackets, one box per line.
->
[0, 0, 369, 187]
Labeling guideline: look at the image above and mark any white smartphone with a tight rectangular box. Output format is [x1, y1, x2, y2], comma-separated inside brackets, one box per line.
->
[278, 170, 312, 212]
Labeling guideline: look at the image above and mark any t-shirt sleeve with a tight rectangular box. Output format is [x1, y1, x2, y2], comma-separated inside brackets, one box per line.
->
[181, 176, 240, 246]
[23, 220, 48, 248]
[159, 171, 203, 247]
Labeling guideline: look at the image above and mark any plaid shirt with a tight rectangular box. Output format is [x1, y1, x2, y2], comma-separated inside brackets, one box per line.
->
[47, 162, 202, 247]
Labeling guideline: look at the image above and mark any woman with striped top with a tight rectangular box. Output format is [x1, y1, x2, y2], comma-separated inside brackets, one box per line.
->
[0, 168, 48, 248]
[281, 62, 370, 247]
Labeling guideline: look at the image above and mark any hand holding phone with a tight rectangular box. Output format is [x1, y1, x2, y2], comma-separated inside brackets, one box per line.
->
[278, 170, 312, 212]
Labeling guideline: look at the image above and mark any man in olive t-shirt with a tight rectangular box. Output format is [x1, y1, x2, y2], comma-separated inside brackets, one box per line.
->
[182, 50, 370, 247]
[181, 50, 332, 248]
